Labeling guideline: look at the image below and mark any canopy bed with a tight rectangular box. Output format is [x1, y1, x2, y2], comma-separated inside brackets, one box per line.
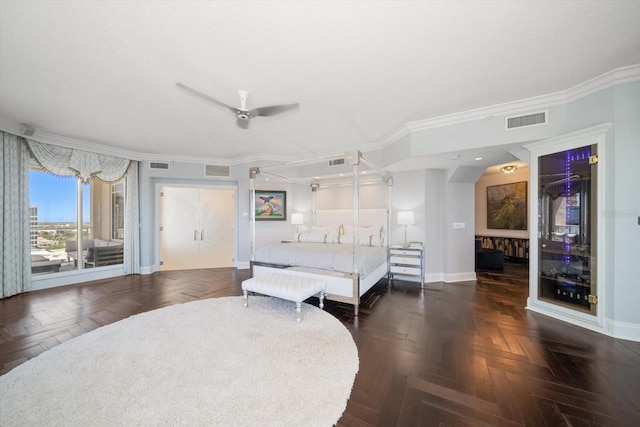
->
[249, 151, 392, 315]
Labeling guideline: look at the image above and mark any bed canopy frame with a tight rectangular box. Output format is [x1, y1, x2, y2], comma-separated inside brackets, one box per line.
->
[249, 150, 393, 315]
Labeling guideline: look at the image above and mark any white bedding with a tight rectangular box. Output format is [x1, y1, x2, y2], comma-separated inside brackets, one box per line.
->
[254, 243, 387, 277]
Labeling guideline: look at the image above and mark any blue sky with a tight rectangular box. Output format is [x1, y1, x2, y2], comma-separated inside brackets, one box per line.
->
[30, 171, 91, 222]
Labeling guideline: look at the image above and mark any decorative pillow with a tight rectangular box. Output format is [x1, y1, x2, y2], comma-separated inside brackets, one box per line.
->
[308, 225, 339, 237]
[297, 232, 333, 243]
[341, 225, 384, 246]
[338, 234, 376, 246]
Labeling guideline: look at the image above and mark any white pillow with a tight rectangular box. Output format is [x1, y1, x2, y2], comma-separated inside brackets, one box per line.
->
[308, 225, 339, 236]
[297, 231, 333, 243]
[341, 225, 384, 246]
[338, 234, 377, 246]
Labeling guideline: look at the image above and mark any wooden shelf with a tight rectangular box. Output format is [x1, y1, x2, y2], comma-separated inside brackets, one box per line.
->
[476, 236, 529, 260]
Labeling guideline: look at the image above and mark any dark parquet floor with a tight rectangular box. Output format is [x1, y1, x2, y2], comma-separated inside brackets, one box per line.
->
[1, 263, 639, 426]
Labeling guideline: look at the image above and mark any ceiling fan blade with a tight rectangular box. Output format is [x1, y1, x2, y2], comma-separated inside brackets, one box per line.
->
[176, 83, 236, 113]
[250, 103, 299, 117]
[236, 117, 250, 129]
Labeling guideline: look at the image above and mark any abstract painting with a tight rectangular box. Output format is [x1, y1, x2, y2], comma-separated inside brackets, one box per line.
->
[254, 190, 286, 221]
[487, 181, 527, 230]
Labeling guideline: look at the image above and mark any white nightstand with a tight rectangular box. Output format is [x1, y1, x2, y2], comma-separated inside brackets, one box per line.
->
[388, 242, 424, 287]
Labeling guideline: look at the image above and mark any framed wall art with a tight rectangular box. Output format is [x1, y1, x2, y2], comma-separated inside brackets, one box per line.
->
[254, 190, 287, 221]
[487, 181, 527, 230]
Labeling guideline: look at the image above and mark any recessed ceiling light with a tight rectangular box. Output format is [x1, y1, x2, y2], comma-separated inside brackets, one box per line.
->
[314, 176, 320, 179]
[361, 171, 367, 174]
[474, 157, 483, 161]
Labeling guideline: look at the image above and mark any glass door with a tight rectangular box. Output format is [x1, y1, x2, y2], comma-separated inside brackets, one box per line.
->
[538, 144, 597, 314]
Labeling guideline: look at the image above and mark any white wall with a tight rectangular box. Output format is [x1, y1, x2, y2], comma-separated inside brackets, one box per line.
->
[391, 170, 426, 247]
[443, 182, 476, 281]
[424, 169, 445, 281]
[611, 82, 640, 333]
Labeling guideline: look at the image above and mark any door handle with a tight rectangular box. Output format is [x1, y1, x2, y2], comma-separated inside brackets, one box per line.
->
[194, 229, 197, 241]
[201, 230, 205, 241]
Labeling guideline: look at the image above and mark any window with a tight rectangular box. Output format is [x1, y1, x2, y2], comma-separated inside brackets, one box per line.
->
[29, 168, 125, 275]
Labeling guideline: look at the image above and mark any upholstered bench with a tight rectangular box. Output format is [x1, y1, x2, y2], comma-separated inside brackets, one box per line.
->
[242, 273, 326, 322]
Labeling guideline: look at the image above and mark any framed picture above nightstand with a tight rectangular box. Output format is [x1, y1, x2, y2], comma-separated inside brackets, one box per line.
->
[388, 242, 424, 287]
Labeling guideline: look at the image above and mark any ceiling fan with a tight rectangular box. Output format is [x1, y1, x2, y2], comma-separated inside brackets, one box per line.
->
[176, 83, 299, 129]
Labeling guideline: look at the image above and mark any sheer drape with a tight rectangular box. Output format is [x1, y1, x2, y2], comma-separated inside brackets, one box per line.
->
[124, 161, 140, 274]
[26, 140, 130, 182]
[1, 132, 31, 297]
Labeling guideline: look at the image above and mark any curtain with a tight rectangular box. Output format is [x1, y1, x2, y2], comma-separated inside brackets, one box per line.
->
[1, 132, 31, 298]
[26, 139, 130, 182]
[124, 161, 140, 274]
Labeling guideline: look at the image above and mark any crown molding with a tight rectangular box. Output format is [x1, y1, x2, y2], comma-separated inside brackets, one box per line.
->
[3, 64, 638, 166]
[0, 117, 303, 166]
[387, 63, 640, 144]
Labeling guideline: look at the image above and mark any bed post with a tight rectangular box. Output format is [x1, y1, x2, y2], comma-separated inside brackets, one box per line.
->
[311, 183, 319, 225]
[249, 167, 259, 263]
[348, 150, 361, 316]
[386, 176, 393, 287]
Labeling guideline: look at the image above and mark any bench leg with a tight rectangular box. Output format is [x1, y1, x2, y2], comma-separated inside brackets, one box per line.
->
[319, 291, 325, 310]
[296, 302, 302, 323]
[243, 290, 249, 308]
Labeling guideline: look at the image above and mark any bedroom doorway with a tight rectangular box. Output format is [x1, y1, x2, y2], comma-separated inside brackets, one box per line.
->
[159, 186, 236, 271]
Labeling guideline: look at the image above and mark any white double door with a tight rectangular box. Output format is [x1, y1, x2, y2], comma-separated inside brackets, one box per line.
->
[159, 186, 235, 271]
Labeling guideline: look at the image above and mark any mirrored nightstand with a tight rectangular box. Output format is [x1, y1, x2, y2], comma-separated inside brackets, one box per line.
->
[388, 242, 424, 287]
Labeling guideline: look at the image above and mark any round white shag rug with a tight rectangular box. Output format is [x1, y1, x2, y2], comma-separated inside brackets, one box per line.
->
[0, 296, 359, 427]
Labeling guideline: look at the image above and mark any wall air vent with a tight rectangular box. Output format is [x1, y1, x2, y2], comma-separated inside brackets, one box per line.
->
[506, 111, 547, 130]
[328, 158, 346, 166]
[150, 162, 170, 170]
[205, 164, 230, 177]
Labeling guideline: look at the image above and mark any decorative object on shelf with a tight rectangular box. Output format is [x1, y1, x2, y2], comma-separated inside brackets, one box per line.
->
[291, 212, 304, 233]
[486, 181, 527, 230]
[397, 211, 415, 246]
[500, 165, 518, 174]
[254, 190, 287, 221]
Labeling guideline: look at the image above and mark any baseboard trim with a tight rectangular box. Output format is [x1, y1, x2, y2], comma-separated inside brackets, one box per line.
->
[236, 261, 251, 270]
[443, 272, 477, 283]
[607, 319, 640, 342]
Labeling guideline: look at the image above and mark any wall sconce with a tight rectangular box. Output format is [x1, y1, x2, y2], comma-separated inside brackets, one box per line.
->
[500, 165, 517, 174]
[397, 211, 415, 247]
[291, 213, 304, 234]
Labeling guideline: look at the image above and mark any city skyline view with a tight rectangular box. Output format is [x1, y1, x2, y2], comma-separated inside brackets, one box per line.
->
[30, 171, 91, 223]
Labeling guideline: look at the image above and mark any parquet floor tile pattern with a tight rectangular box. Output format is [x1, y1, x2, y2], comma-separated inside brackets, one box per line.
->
[1, 264, 639, 426]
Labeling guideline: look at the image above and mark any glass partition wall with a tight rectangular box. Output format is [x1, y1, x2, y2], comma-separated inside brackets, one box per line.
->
[538, 144, 597, 314]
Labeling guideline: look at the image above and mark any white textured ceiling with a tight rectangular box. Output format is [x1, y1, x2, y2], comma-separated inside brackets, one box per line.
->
[1, 1, 639, 170]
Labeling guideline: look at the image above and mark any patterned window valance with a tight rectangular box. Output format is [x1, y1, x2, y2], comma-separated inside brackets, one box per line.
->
[26, 139, 130, 182]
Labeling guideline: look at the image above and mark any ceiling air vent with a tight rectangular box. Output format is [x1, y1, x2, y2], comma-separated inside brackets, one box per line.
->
[150, 162, 170, 170]
[328, 158, 346, 166]
[205, 164, 230, 177]
[506, 111, 547, 130]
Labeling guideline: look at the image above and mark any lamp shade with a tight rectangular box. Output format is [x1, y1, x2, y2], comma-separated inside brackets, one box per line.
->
[291, 213, 304, 225]
[397, 211, 415, 226]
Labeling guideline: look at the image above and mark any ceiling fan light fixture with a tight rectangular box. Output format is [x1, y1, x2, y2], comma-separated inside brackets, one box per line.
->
[501, 165, 517, 174]
[176, 82, 299, 130]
